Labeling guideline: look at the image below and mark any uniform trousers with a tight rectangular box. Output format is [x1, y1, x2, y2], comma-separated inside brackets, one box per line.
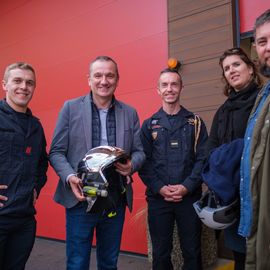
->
[147, 194, 202, 270]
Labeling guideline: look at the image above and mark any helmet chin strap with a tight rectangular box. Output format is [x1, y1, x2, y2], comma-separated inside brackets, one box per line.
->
[86, 196, 97, 212]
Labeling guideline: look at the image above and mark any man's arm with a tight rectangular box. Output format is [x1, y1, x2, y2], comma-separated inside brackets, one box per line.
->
[115, 109, 145, 176]
[181, 118, 208, 193]
[138, 120, 165, 195]
[34, 129, 48, 198]
[49, 101, 77, 183]
[129, 110, 145, 173]
[49, 101, 85, 201]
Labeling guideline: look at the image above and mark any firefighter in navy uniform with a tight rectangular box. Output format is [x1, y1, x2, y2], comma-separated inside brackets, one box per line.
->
[139, 63, 208, 270]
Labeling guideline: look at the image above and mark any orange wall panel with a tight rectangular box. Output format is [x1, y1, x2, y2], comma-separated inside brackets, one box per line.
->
[0, 0, 168, 254]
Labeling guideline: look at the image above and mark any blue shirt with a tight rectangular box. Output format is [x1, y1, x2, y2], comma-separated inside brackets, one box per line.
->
[239, 81, 270, 237]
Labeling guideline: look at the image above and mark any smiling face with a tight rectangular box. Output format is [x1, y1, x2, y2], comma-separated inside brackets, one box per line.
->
[222, 55, 253, 92]
[88, 59, 119, 104]
[2, 68, 36, 113]
[255, 21, 270, 77]
[158, 72, 182, 105]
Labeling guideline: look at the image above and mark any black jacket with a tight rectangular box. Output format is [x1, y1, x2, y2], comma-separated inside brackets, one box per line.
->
[207, 82, 260, 152]
[0, 100, 48, 217]
[139, 107, 208, 198]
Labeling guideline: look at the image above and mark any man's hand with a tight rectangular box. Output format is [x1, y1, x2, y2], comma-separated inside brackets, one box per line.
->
[115, 159, 132, 176]
[0, 185, 8, 207]
[159, 184, 188, 202]
[68, 176, 86, 201]
[167, 184, 188, 202]
[159, 186, 178, 201]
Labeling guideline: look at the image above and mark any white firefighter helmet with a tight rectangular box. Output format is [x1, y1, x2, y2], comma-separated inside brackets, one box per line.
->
[193, 190, 239, 230]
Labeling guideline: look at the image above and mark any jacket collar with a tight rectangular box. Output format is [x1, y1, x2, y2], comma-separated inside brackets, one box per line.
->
[0, 99, 38, 138]
[89, 92, 117, 109]
[81, 93, 124, 150]
[152, 106, 194, 131]
[0, 99, 33, 116]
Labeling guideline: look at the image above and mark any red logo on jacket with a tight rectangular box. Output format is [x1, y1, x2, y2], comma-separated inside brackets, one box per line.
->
[25, 146, 32, 155]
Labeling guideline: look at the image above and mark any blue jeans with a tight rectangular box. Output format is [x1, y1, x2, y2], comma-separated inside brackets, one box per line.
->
[66, 202, 125, 270]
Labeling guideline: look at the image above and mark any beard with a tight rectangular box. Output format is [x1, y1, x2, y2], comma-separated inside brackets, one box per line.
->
[260, 63, 270, 78]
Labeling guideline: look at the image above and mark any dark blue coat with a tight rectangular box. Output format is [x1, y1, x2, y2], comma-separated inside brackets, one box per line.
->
[202, 139, 244, 205]
[139, 107, 208, 197]
[0, 100, 48, 217]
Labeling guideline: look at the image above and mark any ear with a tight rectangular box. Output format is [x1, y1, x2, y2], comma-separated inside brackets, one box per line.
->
[248, 66, 254, 75]
[87, 75, 91, 87]
[180, 84, 184, 94]
[157, 86, 161, 96]
[2, 80, 7, 92]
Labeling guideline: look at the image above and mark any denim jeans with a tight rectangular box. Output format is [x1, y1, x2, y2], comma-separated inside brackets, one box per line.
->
[66, 202, 125, 270]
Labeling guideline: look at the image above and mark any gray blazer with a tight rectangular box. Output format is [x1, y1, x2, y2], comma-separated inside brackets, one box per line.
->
[49, 94, 145, 210]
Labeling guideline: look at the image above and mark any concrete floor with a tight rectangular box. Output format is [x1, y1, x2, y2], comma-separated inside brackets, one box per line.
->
[25, 237, 151, 270]
[25, 237, 232, 270]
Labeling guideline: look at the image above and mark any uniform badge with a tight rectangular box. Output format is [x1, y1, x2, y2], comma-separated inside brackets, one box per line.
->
[170, 140, 179, 148]
[151, 119, 158, 125]
[188, 118, 195, 126]
[152, 131, 158, 140]
[188, 118, 197, 125]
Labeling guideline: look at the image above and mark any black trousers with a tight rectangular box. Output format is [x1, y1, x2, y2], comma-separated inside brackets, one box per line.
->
[233, 251, 246, 270]
[0, 215, 36, 270]
[148, 195, 202, 270]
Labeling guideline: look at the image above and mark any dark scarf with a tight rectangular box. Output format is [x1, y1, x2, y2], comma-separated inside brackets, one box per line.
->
[218, 81, 260, 144]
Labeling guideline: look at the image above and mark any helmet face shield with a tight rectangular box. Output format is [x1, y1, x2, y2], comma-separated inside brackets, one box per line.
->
[193, 191, 239, 230]
[77, 146, 129, 212]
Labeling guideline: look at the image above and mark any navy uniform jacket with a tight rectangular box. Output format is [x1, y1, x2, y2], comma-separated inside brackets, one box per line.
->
[0, 100, 48, 217]
[139, 107, 208, 198]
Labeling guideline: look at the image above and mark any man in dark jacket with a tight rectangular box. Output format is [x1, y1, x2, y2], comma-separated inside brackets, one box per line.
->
[139, 67, 208, 270]
[0, 62, 48, 270]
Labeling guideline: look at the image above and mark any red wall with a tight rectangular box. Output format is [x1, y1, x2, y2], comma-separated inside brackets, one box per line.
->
[0, 0, 168, 254]
[239, 0, 269, 33]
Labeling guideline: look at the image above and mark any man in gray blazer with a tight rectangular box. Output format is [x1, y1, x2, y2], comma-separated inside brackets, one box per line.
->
[49, 56, 145, 270]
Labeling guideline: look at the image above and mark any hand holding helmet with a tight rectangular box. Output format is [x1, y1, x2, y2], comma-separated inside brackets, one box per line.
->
[68, 175, 86, 201]
[77, 146, 130, 212]
[114, 159, 132, 176]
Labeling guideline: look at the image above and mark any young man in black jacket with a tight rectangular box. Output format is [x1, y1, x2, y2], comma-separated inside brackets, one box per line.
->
[139, 67, 208, 270]
[0, 62, 48, 270]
